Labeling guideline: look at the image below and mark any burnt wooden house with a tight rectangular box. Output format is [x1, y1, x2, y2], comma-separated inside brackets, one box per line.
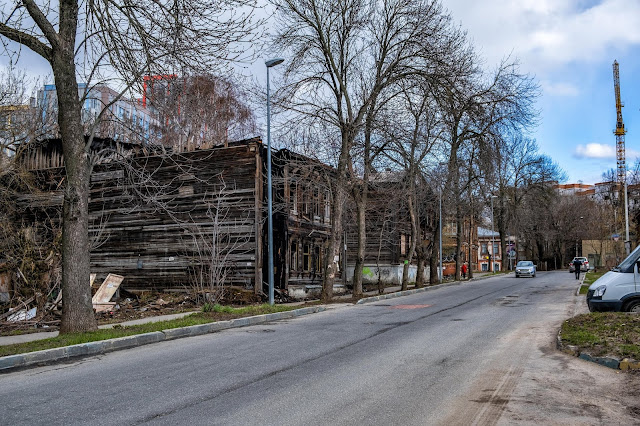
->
[13, 137, 338, 298]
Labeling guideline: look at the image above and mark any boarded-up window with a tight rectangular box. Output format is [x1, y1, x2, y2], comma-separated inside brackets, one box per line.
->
[303, 244, 311, 272]
[291, 182, 298, 214]
[303, 186, 310, 215]
[291, 241, 298, 271]
[324, 190, 330, 222]
[313, 187, 320, 217]
[314, 246, 321, 272]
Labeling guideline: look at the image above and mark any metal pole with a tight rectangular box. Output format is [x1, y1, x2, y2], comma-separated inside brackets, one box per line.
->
[343, 231, 347, 286]
[491, 196, 495, 272]
[266, 65, 274, 305]
[625, 179, 630, 255]
[439, 186, 442, 283]
[265, 58, 284, 305]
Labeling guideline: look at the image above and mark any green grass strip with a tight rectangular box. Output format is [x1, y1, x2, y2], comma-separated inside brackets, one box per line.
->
[561, 312, 640, 360]
[0, 304, 296, 358]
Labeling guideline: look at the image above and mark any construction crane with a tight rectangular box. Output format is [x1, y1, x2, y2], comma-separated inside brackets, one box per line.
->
[613, 60, 626, 184]
[612, 60, 630, 254]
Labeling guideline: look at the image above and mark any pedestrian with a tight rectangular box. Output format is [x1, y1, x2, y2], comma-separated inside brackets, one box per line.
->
[461, 262, 468, 279]
[573, 257, 583, 280]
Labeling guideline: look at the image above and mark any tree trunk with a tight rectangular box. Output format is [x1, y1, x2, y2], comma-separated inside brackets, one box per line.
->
[455, 203, 462, 280]
[353, 186, 366, 298]
[53, 40, 98, 333]
[322, 133, 350, 302]
[402, 190, 418, 291]
[415, 244, 426, 288]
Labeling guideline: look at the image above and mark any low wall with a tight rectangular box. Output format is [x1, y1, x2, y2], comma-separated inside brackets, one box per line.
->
[346, 264, 430, 286]
[288, 284, 347, 300]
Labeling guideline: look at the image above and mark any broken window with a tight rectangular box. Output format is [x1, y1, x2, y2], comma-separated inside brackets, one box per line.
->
[313, 187, 320, 218]
[290, 241, 298, 271]
[291, 182, 298, 214]
[303, 243, 310, 272]
[302, 185, 310, 216]
[324, 190, 330, 222]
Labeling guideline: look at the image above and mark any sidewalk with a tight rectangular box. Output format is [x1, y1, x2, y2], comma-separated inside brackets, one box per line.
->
[0, 311, 199, 346]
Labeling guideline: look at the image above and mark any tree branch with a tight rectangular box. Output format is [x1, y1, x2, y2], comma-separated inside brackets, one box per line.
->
[0, 22, 52, 61]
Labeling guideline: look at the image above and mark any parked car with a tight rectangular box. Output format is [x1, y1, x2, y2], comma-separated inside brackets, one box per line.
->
[515, 260, 536, 278]
[587, 245, 640, 312]
[569, 257, 589, 273]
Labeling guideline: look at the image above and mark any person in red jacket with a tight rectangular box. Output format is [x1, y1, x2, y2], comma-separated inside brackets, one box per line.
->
[461, 262, 468, 279]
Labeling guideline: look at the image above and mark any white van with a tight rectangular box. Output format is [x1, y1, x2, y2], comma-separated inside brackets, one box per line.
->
[586, 245, 640, 312]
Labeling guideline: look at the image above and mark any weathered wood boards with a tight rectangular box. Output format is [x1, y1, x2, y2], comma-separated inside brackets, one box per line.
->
[92, 273, 124, 312]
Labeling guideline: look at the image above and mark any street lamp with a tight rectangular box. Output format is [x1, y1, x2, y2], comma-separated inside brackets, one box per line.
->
[266, 57, 284, 306]
[439, 185, 443, 283]
[490, 195, 498, 272]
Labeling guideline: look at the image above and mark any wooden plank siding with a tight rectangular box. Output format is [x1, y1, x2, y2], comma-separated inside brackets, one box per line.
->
[14, 138, 349, 296]
[88, 141, 264, 292]
[16, 138, 266, 293]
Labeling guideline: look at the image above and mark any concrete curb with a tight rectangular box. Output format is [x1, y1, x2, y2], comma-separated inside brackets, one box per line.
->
[0, 306, 325, 373]
[556, 328, 640, 371]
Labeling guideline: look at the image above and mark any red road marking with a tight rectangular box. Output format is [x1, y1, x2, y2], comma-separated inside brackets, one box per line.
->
[390, 304, 432, 309]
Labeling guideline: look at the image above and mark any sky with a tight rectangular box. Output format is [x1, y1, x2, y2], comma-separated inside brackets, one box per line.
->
[443, 0, 640, 184]
[3, 0, 640, 185]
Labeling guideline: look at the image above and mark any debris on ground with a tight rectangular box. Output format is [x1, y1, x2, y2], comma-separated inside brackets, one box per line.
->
[92, 273, 124, 313]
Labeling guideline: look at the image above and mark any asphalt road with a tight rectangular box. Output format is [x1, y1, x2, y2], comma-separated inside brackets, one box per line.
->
[2, 271, 638, 425]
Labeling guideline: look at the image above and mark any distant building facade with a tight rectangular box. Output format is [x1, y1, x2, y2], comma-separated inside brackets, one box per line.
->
[37, 83, 158, 143]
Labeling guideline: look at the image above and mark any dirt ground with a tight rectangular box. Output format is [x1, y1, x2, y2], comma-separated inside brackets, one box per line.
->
[0, 287, 264, 334]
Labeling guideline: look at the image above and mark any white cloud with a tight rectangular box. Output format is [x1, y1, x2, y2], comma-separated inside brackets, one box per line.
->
[574, 143, 615, 158]
[444, 0, 640, 70]
[574, 143, 640, 159]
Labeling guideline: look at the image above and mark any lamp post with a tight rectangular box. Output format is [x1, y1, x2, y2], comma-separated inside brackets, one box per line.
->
[439, 185, 443, 283]
[266, 58, 284, 306]
[490, 195, 498, 272]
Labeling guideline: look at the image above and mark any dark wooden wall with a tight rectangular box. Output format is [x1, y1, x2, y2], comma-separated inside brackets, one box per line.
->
[89, 141, 264, 292]
[18, 139, 265, 293]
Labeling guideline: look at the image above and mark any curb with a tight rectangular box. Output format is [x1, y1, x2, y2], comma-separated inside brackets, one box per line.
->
[0, 306, 325, 373]
[556, 329, 640, 371]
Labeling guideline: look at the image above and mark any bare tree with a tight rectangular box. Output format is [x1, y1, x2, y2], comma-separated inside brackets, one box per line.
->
[271, 0, 463, 300]
[185, 180, 254, 303]
[493, 135, 565, 269]
[434, 57, 539, 277]
[0, 0, 261, 332]
[381, 84, 440, 290]
[147, 75, 257, 151]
